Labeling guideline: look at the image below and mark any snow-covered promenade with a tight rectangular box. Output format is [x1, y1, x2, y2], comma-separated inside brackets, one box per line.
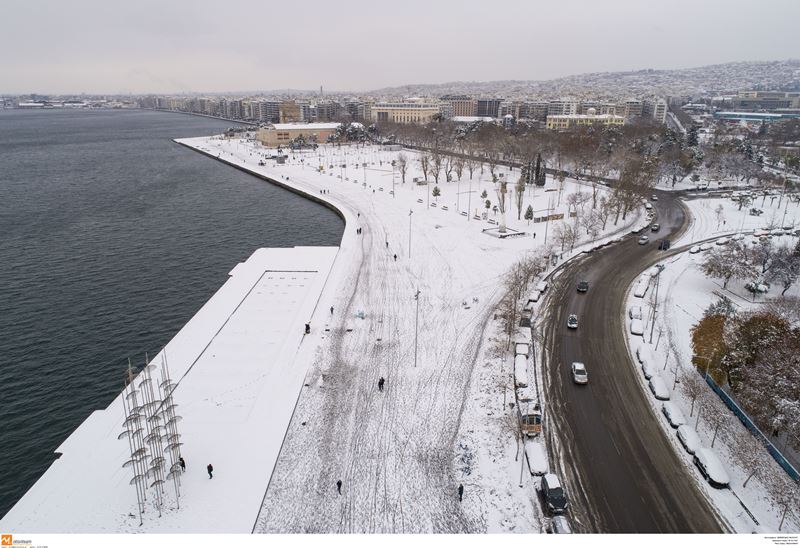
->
[2, 136, 639, 533]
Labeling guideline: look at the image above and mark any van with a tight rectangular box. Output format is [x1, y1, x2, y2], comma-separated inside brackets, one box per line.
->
[515, 342, 530, 358]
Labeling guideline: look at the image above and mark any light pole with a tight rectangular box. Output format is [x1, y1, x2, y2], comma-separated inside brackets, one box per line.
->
[414, 289, 421, 368]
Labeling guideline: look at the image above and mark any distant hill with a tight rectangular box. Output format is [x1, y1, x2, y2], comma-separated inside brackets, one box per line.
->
[366, 59, 800, 99]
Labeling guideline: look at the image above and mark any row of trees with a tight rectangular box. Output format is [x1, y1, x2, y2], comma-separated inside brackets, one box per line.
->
[700, 238, 800, 295]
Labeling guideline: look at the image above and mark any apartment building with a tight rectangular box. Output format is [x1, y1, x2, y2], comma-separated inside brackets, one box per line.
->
[370, 99, 441, 124]
[441, 95, 477, 117]
[546, 112, 625, 130]
[256, 123, 341, 146]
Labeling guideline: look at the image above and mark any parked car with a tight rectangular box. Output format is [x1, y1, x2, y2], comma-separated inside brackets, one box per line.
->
[644, 202, 653, 210]
[658, 239, 671, 250]
[536, 281, 548, 294]
[648, 375, 670, 400]
[689, 245, 701, 254]
[693, 448, 730, 488]
[571, 362, 588, 384]
[661, 402, 687, 428]
[629, 306, 643, 320]
[540, 473, 570, 514]
[577, 280, 589, 293]
[651, 223, 661, 232]
[567, 314, 579, 329]
[699, 242, 714, 251]
[651, 194, 658, 201]
[638, 235, 650, 245]
[676, 425, 701, 455]
[641, 360, 656, 380]
[550, 515, 573, 534]
[630, 318, 644, 335]
[715, 237, 729, 246]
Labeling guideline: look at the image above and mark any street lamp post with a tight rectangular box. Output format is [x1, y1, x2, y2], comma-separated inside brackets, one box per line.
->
[408, 209, 413, 258]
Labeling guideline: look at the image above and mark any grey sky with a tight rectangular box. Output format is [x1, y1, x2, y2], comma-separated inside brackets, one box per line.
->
[2, 0, 798, 94]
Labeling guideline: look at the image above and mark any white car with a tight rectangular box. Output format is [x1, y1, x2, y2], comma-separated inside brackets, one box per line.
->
[661, 402, 687, 428]
[677, 425, 701, 455]
[689, 245, 701, 254]
[699, 243, 714, 251]
[571, 362, 588, 384]
[651, 194, 659, 201]
[644, 202, 653, 210]
[715, 237, 729, 246]
[567, 314, 578, 329]
[635, 345, 645, 363]
[693, 448, 730, 488]
[630, 318, 644, 335]
[731, 233, 745, 241]
[638, 235, 650, 245]
[648, 375, 670, 400]
[629, 306, 643, 320]
[641, 360, 656, 380]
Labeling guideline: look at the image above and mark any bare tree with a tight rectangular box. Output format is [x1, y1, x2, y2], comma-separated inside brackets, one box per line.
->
[730, 428, 768, 489]
[769, 473, 800, 531]
[453, 156, 464, 180]
[700, 242, 758, 289]
[419, 153, 430, 182]
[444, 155, 455, 182]
[679, 370, 706, 417]
[766, 244, 800, 295]
[515, 174, 526, 220]
[397, 153, 408, 184]
[431, 152, 443, 185]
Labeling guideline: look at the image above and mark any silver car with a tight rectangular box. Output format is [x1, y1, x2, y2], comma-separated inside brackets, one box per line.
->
[571, 362, 588, 384]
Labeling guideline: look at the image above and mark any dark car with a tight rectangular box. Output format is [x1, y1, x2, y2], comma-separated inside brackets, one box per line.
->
[577, 281, 589, 293]
[658, 239, 671, 250]
[651, 223, 660, 232]
[541, 473, 569, 515]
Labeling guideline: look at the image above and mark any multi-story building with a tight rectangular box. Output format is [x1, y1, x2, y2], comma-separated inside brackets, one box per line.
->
[370, 99, 441, 124]
[520, 101, 549, 120]
[645, 98, 668, 124]
[733, 91, 800, 111]
[623, 99, 644, 119]
[279, 101, 303, 123]
[441, 95, 476, 117]
[476, 98, 502, 118]
[250, 100, 280, 123]
[546, 112, 625, 130]
[256, 122, 341, 146]
[547, 98, 579, 117]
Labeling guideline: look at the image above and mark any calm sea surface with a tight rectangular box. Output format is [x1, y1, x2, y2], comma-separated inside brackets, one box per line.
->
[0, 109, 343, 517]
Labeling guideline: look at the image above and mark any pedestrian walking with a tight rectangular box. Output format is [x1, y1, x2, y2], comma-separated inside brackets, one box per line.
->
[458, 484, 464, 502]
[378, 377, 385, 392]
[336, 479, 342, 495]
[393, 254, 397, 261]
[385, 241, 389, 248]
[330, 306, 334, 315]
[207, 464, 214, 479]
[305, 323, 311, 334]
[179, 456, 186, 472]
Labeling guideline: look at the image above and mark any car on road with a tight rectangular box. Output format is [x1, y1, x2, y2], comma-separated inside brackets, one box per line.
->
[540, 473, 570, 514]
[567, 314, 579, 329]
[689, 245, 701, 254]
[644, 202, 653, 210]
[638, 235, 650, 245]
[651, 223, 660, 232]
[648, 375, 670, 400]
[693, 448, 730, 489]
[658, 239, 671, 250]
[651, 194, 658, 201]
[661, 402, 686, 428]
[571, 362, 588, 384]
[676, 425, 701, 455]
[577, 280, 589, 293]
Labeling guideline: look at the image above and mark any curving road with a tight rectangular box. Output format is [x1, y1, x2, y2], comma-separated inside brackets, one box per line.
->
[540, 191, 724, 533]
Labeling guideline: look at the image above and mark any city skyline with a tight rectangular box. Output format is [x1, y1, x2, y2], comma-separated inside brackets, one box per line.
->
[2, 0, 799, 95]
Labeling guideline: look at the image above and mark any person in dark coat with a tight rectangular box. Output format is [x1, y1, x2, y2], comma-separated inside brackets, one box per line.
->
[393, 254, 397, 261]
[458, 484, 464, 502]
[378, 377, 385, 392]
[305, 323, 311, 334]
[336, 479, 342, 495]
[207, 464, 214, 479]
[330, 306, 334, 315]
[179, 456, 186, 472]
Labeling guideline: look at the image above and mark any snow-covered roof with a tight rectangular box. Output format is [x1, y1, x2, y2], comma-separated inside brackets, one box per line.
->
[543, 473, 561, 489]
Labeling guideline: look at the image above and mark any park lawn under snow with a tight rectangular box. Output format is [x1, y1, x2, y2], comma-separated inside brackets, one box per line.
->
[622, 232, 800, 533]
[177, 136, 640, 533]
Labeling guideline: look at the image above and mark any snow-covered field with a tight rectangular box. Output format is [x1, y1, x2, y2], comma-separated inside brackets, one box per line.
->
[180, 137, 640, 533]
[622, 226, 800, 533]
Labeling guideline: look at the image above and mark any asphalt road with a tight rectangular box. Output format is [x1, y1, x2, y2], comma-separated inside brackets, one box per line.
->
[540, 191, 725, 533]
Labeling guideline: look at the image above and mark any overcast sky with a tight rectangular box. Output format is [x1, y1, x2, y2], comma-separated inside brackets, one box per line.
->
[2, 0, 798, 94]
